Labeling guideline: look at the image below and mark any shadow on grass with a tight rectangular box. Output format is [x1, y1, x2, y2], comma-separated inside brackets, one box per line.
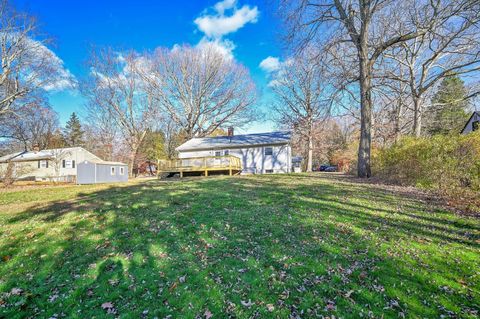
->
[0, 174, 479, 318]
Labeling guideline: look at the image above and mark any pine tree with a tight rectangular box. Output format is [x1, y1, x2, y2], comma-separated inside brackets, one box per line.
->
[63, 112, 84, 146]
[427, 76, 470, 135]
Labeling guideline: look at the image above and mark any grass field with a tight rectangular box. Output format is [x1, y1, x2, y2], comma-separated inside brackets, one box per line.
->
[0, 174, 479, 318]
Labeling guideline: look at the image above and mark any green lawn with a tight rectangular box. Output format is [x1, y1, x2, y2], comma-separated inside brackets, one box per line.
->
[0, 174, 479, 318]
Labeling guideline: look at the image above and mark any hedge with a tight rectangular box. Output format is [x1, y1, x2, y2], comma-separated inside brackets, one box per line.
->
[373, 132, 480, 212]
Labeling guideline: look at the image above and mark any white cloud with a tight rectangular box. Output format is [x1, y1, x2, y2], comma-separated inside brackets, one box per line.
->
[196, 38, 236, 60]
[259, 56, 280, 73]
[214, 0, 237, 14]
[24, 38, 77, 91]
[194, 0, 259, 39]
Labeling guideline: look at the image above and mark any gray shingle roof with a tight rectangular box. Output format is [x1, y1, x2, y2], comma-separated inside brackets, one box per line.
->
[176, 131, 291, 152]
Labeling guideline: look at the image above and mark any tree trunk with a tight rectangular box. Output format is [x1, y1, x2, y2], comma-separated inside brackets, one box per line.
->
[306, 134, 313, 172]
[357, 53, 373, 178]
[412, 97, 422, 137]
[393, 100, 403, 143]
[128, 132, 147, 177]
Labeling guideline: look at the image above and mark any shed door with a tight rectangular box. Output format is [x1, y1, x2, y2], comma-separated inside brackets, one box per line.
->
[263, 146, 274, 172]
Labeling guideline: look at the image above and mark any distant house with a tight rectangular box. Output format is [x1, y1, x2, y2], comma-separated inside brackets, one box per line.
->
[176, 129, 292, 174]
[0, 146, 128, 183]
[461, 111, 480, 134]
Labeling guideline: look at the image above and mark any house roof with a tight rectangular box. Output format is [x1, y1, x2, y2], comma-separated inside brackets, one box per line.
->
[461, 111, 480, 133]
[0, 151, 26, 163]
[86, 159, 127, 166]
[176, 131, 292, 152]
[0, 147, 97, 163]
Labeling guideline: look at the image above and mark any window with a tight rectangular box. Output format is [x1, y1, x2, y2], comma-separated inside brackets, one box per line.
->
[473, 121, 479, 132]
[63, 160, 74, 169]
[224, 150, 229, 156]
[265, 169, 274, 174]
[214, 151, 221, 157]
[111, 166, 116, 175]
[119, 167, 125, 175]
[39, 160, 48, 168]
[264, 147, 273, 156]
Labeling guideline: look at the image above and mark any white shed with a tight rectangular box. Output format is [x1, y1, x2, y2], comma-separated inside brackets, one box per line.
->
[77, 160, 128, 184]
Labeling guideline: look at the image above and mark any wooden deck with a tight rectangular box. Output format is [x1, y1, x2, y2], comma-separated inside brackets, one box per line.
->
[157, 155, 242, 177]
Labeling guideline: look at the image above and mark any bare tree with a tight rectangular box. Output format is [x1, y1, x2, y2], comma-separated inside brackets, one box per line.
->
[383, 4, 480, 136]
[272, 49, 330, 171]
[0, 0, 73, 118]
[49, 148, 72, 183]
[142, 44, 257, 140]
[0, 96, 58, 150]
[82, 48, 154, 176]
[279, 0, 464, 177]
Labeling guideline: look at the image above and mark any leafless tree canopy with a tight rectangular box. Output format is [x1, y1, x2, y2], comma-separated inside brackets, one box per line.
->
[272, 48, 330, 171]
[82, 48, 155, 175]
[279, 0, 480, 176]
[0, 0, 73, 118]
[142, 44, 258, 139]
[0, 96, 58, 150]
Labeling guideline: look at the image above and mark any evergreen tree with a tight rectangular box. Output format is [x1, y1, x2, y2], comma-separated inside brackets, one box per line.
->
[63, 112, 84, 146]
[427, 76, 470, 135]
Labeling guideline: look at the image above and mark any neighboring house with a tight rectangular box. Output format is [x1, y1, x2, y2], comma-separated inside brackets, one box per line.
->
[0, 146, 127, 183]
[461, 111, 480, 134]
[176, 130, 292, 174]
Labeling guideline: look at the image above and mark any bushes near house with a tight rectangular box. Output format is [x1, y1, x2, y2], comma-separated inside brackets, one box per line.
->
[373, 132, 480, 212]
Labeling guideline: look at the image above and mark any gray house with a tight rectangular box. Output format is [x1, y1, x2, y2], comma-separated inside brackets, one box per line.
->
[77, 160, 128, 184]
[461, 111, 480, 134]
[176, 130, 292, 174]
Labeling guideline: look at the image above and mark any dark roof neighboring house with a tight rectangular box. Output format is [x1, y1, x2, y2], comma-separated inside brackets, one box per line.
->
[460, 111, 480, 134]
[176, 131, 291, 152]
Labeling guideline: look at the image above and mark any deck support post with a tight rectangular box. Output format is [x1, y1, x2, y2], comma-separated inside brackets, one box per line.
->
[229, 169, 232, 176]
[205, 170, 208, 177]
[180, 171, 183, 178]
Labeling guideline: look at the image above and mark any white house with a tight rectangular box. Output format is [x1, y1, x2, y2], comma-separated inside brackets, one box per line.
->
[176, 130, 292, 174]
[0, 146, 119, 182]
[461, 111, 480, 134]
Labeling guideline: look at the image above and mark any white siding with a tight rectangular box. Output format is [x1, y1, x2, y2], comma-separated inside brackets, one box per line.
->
[178, 144, 291, 174]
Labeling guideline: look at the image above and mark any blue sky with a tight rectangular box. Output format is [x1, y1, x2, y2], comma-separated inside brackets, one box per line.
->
[15, 0, 283, 133]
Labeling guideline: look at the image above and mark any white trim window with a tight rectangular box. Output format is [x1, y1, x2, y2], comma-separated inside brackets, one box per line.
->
[224, 150, 229, 156]
[264, 147, 273, 156]
[39, 160, 48, 168]
[111, 166, 116, 175]
[119, 167, 125, 175]
[64, 160, 73, 169]
[214, 151, 221, 157]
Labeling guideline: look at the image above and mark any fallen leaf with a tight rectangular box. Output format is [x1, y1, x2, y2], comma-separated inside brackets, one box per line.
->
[204, 309, 213, 319]
[345, 290, 354, 298]
[179, 275, 186, 283]
[325, 300, 336, 311]
[266, 304, 275, 312]
[101, 302, 114, 309]
[241, 299, 254, 308]
[10, 287, 23, 295]
[48, 294, 59, 303]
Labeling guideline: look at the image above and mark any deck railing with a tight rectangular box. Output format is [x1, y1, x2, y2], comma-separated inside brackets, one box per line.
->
[158, 155, 242, 173]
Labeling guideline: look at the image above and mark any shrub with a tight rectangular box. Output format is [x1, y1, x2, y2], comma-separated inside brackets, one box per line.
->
[373, 132, 480, 212]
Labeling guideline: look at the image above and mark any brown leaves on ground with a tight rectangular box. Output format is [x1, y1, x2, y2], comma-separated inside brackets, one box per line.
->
[101, 301, 117, 314]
